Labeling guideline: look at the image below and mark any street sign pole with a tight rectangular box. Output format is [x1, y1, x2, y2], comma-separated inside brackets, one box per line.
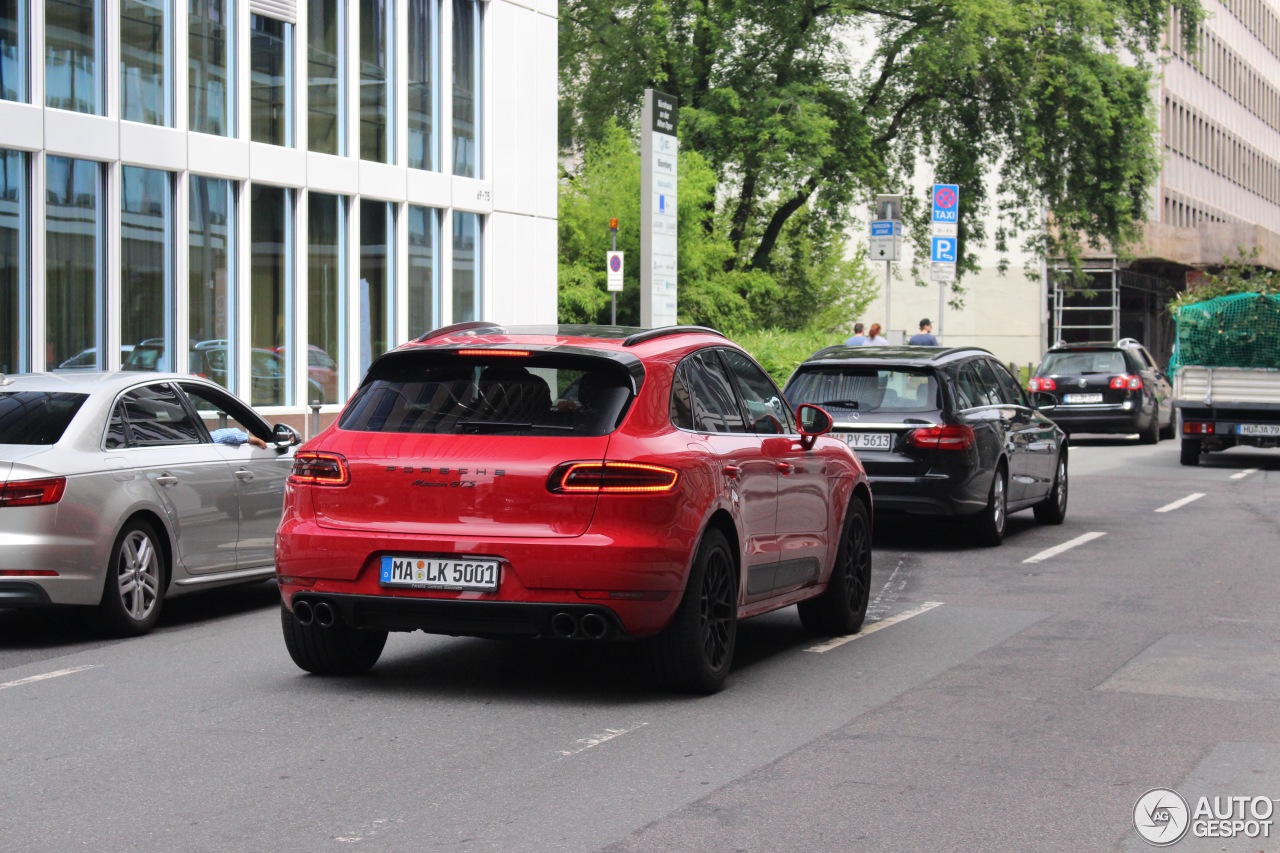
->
[610, 218, 618, 325]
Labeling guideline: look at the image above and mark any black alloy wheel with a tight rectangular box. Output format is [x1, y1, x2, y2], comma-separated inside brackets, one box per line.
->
[1033, 452, 1069, 524]
[647, 528, 738, 694]
[972, 465, 1007, 546]
[798, 499, 872, 636]
[1140, 408, 1160, 444]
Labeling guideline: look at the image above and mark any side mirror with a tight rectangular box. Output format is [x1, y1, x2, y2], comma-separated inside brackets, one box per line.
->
[273, 423, 302, 447]
[797, 403, 833, 438]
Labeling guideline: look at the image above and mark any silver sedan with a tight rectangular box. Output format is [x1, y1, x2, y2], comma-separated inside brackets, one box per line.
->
[0, 372, 300, 636]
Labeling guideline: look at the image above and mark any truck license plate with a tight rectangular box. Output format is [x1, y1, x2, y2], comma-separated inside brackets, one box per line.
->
[380, 556, 500, 591]
[1238, 423, 1280, 436]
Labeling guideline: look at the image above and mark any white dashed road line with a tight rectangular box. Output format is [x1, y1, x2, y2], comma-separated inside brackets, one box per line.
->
[1022, 532, 1108, 565]
[1231, 468, 1259, 480]
[805, 601, 944, 653]
[559, 722, 648, 757]
[1155, 492, 1206, 513]
[0, 664, 99, 691]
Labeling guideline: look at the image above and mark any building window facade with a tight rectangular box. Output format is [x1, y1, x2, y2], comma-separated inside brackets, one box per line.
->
[307, 191, 345, 404]
[121, 0, 170, 125]
[250, 183, 292, 406]
[451, 210, 479, 323]
[359, 0, 392, 163]
[46, 156, 103, 370]
[307, 0, 343, 155]
[451, 0, 480, 177]
[1, 148, 25, 373]
[189, 174, 235, 389]
[190, 0, 233, 136]
[121, 166, 173, 369]
[408, 0, 437, 171]
[359, 200, 392, 372]
[1, 0, 26, 102]
[46, 0, 102, 114]
[250, 13, 291, 146]
[407, 204, 438, 336]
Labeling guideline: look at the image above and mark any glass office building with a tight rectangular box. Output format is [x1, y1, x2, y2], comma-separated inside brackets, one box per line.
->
[0, 0, 559, 411]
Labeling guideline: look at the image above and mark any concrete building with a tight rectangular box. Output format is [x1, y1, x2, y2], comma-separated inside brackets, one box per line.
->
[856, 0, 1280, 367]
[1, 0, 558, 420]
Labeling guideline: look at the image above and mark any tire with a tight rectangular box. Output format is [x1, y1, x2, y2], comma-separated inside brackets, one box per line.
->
[1180, 438, 1202, 466]
[1159, 406, 1176, 440]
[281, 602, 388, 675]
[798, 499, 872, 636]
[647, 528, 738, 694]
[1140, 410, 1160, 444]
[98, 518, 166, 637]
[1033, 452, 1068, 525]
[971, 465, 1008, 547]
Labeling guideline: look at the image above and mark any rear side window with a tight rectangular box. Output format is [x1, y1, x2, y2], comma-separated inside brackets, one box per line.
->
[1040, 350, 1127, 375]
[786, 367, 940, 413]
[671, 351, 746, 434]
[340, 352, 635, 436]
[0, 392, 89, 445]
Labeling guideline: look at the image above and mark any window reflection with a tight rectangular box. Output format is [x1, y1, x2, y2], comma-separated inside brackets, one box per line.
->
[190, 0, 232, 136]
[121, 166, 172, 370]
[250, 14, 291, 146]
[408, 0, 437, 171]
[46, 156, 101, 370]
[121, 0, 168, 125]
[408, 205, 438, 336]
[189, 175, 233, 389]
[360, 0, 391, 162]
[451, 0, 479, 176]
[46, 0, 99, 114]
[1, 0, 26, 102]
[308, 192, 345, 403]
[250, 184, 292, 406]
[451, 211, 479, 323]
[1, 148, 25, 373]
[307, 0, 343, 155]
[359, 201, 392, 373]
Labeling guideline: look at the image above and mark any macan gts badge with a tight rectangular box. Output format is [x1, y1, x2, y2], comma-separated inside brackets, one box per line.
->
[274, 323, 875, 693]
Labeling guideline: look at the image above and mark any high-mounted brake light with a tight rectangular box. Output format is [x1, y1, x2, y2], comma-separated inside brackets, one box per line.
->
[1109, 374, 1143, 390]
[0, 477, 66, 508]
[1028, 377, 1056, 392]
[908, 424, 976, 451]
[456, 348, 529, 358]
[548, 461, 680, 494]
[289, 451, 350, 486]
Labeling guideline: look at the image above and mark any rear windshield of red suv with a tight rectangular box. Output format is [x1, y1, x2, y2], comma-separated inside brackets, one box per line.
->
[339, 351, 635, 436]
[0, 391, 89, 445]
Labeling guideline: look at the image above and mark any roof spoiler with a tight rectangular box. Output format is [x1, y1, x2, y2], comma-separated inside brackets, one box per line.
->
[414, 321, 507, 343]
[622, 326, 725, 347]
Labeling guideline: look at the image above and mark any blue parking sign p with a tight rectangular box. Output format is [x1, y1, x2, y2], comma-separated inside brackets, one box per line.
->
[931, 237, 957, 263]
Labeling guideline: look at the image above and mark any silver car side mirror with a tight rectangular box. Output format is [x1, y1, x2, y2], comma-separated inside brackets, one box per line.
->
[273, 423, 302, 447]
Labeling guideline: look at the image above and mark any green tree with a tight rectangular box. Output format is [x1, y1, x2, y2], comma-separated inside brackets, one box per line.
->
[560, 0, 1202, 298]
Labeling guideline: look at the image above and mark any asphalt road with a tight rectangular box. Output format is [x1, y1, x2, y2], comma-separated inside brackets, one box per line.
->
[2, 438, 1278, 852]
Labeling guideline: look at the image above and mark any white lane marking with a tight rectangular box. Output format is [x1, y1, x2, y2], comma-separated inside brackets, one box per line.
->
[0, 664, 99, 691]
[865, 556, 908, 622]
[559, 722, 648, 757]
[1022, 532, 1108, 564]
[805, 601, 943, 653]
[1155, 492, 1206, 513]
[1231, 468, 1259, 480]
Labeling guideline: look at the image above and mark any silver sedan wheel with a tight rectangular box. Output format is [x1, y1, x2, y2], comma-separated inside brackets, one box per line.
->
[116, 530, 161, 623]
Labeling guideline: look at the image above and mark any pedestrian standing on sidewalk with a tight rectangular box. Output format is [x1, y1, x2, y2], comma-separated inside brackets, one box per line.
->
[864, 323, 888, 345]
[909, 318, 938, 346]
[844, 323, 867, 346]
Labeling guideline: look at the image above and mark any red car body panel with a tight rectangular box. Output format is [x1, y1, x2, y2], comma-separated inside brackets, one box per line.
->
[275, 326, 869, 641]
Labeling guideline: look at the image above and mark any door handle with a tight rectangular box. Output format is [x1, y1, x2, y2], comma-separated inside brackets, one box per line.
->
[775, 462, 794, 474]
[235, 468, 254, 482]
[155, 474, 178, 487]
[723, 465, 741, 479]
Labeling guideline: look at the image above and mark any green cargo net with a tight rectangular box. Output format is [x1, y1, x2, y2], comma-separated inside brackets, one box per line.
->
[1170, 292, 1280, 372]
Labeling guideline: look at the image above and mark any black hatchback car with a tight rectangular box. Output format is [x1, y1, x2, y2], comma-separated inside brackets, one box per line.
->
[784, 346, 1068, 545]
[1027, 339, 1173, 443]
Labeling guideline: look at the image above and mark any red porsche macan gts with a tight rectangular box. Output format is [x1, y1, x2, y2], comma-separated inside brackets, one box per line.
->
[275, 323, 873, 693]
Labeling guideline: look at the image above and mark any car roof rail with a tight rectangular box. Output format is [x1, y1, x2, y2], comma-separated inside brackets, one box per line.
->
[622, 325, 726, 347]
[1116, 337, 1141, 348]
[414, 321, 508, 343]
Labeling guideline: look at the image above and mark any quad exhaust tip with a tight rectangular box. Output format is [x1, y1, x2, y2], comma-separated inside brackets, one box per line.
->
[580, 613, 608, 639]
[550, 612, 578, 639]
[313, 601, 337, 628]
[293, 599, 314, 626]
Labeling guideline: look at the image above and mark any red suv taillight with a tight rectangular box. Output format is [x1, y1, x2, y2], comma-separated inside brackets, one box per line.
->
[908, 424, 976, 451]
[1028, 377, 1056, 392]
[0, 477, 66, 508]
[1109, 374, 1143, 390]
[548, 461, 680, 494]
[289, 451, 350, 486]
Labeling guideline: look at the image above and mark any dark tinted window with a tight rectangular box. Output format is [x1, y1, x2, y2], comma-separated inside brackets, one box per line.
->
[720, 349, 793, 434]
[954, 362, 999, 408]
[115, 384, 203, 445]
[970, 360, 1006, 407]
[340, 352, 634, 436]
[1040, 349, 1127, 375]
[990, 361, 1027, 406]
[670, 366, 695, 430]
[786, 367, 940, 413]
[681, 351, 746, 434]
[0, 392, 89, 445]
